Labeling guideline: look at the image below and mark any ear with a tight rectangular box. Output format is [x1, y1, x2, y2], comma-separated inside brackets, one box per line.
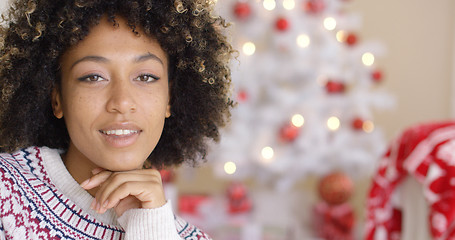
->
[165, 103, 171, 118]
[51, 87, 63, 119]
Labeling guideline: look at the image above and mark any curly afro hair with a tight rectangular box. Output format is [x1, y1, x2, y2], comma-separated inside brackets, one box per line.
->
[0, 0, 235, 168]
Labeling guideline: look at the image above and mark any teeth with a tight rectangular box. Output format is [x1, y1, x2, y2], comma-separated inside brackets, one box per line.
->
[102, 130, 139, 136]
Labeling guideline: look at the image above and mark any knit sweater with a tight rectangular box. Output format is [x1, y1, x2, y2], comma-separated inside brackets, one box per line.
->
[0, 146, 211, 240]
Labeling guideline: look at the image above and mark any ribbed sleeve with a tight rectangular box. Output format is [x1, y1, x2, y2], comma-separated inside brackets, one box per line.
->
[117, 201, 181, 240]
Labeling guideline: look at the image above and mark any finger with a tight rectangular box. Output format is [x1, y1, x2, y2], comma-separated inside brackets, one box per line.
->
[80, 170, 113, 190]
[114, 195, 141, 217]
[94, 171, 161, 211]
[92, 167, 105, 175]
[100, 181, 166, 214]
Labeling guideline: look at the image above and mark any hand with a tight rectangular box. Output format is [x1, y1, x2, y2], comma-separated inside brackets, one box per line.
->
[80, 168, 166, 217]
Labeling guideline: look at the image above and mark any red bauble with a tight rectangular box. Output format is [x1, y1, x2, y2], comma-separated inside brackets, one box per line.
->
[351, 117, 364, 130]
[159, 169, 174, 183]
[325, 80, 346, 94]
[227, 182, 247, 200]
[318, 172, 353, 205]
[275, 17, 290, 32]
[371, 69, 383, 82]
[304, 0, 325, 14]
[178, 195, 209, 215]
[233, 2, 251, 20]
[227, 182, 252, 214]
[346, 33, 358, 46]
[237, 89, 249, 102]
[280, 123, 300, 142]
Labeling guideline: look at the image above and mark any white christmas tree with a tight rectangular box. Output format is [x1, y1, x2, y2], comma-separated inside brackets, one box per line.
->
[209, 0, 394, 190]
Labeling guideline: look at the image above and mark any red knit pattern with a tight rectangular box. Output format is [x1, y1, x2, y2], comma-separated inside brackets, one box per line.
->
[365, 122, 455, 240]
[0, 147, 210, 239]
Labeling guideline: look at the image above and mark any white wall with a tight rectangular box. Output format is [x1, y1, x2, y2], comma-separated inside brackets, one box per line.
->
[347, 0, 455, 140]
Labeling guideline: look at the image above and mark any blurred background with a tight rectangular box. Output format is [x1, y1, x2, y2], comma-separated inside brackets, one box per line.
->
[169, 0, 455, 239]
[1, 0, 454, 239]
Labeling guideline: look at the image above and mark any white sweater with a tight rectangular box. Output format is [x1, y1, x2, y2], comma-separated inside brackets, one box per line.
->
[0, 146, 211, 240]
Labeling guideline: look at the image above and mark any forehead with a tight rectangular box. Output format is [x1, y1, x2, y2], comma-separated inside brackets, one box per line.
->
[60, 16, 168, 65]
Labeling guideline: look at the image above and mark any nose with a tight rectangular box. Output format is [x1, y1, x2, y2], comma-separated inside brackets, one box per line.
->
[105, 78, 137, 114]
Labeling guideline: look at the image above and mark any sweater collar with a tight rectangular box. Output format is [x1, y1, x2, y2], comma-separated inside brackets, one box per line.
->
[40, 147, 119, 225]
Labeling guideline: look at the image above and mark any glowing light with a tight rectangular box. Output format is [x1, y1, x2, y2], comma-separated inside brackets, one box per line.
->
[291, 114, 305, 127]
[283, 0, 295, 10]
[263, 0, 276, 11]
[323, 17, 337, 31]
[336, 30, 347, 42]
[224, 161, 237, 175]
[296, 34, 310, 48]
[363, 120, 375, 133]
[243, 42, 256, 56]
[362, 52, 375, 66]
[327, 116, 340, 131]
[261, 146, 274, 161]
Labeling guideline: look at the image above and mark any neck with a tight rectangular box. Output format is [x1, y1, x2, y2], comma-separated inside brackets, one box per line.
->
[62, 143, 99, 197]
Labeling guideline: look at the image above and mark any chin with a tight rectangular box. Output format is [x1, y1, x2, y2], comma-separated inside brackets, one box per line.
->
[100, 159, 145, 171]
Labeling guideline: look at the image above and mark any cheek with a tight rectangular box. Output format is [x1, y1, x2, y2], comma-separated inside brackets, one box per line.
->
[62, 92, 99, 124]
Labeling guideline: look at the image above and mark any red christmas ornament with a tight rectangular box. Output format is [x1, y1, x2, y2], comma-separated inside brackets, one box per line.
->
[279, 123, 300, 142]
[304, 0, 325, 14]
[318, 172, 353, 205]
[325, 80, 346, 94]
[159, 169, 174, 183]
[237, 89, 249, 102]
[371, 69, 383, 83]
[351, 117, 364, 130]
[275, 17, 290, 32]
[227, 182, 252, 214]
[313, 202, 355, 240]
[345, 33, 358, 46]
[178, 195, 210, 215]
[233, 2, 251, 20]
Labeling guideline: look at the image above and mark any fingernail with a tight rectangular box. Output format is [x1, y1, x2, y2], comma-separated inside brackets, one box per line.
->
[80, 179, 90, 188]
[102, 200, 109, 209]
[100, 207, 107, 214]
[90, 199, 96, 210]
[96, 202, 101, 212]
[92, 168, 103, 175]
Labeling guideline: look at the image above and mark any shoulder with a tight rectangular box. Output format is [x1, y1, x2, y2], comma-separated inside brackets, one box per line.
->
[0, 147, 54, 188]
[0, 147, 42, 172]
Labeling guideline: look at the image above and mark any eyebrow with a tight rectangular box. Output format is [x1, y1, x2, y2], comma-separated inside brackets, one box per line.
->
[70, 52, 164, 70]
[135, 53, 164, 65]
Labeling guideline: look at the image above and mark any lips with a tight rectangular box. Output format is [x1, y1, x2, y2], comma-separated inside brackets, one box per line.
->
[99, 123, 142, 148]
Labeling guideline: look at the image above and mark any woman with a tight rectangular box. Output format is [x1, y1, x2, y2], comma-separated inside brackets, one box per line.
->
[0, 0, 234, 239]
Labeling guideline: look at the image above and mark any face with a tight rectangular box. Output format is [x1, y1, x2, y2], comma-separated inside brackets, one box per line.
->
[54, 16, 171, 171]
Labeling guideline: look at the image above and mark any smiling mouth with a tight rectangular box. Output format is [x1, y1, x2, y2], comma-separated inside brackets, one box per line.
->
[100, 129, 140, 136]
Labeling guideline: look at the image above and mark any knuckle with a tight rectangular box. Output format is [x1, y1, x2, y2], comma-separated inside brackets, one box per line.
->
[110, 172, 124, 183]
[120, 181, 133, 190]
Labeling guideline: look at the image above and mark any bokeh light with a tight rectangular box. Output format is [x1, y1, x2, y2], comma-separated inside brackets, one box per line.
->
[291, 114, 305, 127]
[263, 0, 276, 10]
[283, 0, 295, 10]
[297, 34, 310, 48]
[224, 161, 237, 175]
[327, 116, 341, 131]
[363, 120, 375, 133]
[362, 52, 375, 66]
[323, 17, 337, 31]
[261, 146, 274, 161]
[243, 42, 256, 56]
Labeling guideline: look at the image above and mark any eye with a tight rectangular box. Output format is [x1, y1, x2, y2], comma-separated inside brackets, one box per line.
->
[135, 74, 160, 83]
[77, 74, 106, 82]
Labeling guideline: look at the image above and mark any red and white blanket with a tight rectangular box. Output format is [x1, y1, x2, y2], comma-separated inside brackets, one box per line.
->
[365, 121, 455, 240]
